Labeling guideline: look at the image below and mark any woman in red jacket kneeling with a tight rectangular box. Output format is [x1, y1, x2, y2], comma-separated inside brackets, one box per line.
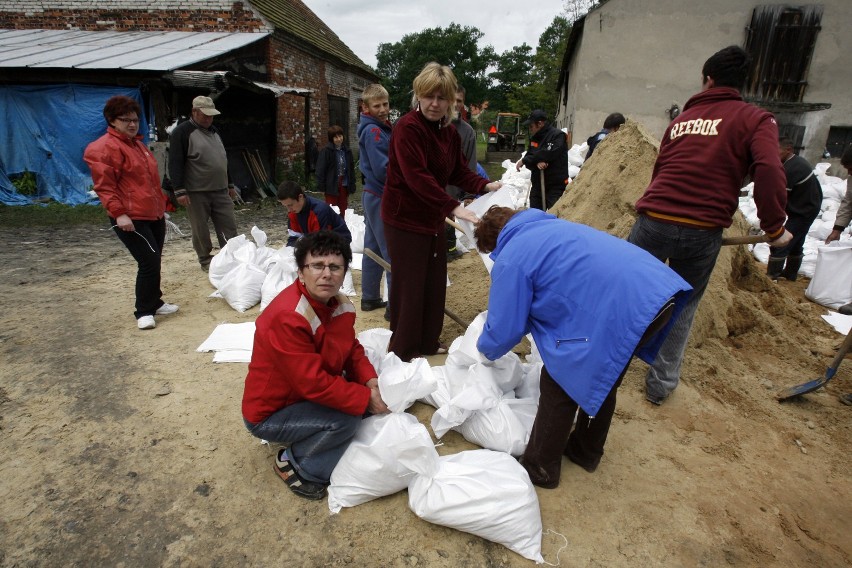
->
[242, 231, 389, 500]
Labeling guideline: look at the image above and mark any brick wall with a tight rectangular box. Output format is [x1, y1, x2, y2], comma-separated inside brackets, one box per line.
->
[0, 2, 269, 32]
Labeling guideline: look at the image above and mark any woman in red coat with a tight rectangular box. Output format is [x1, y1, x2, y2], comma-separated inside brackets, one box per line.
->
[84, 95, 178, 330]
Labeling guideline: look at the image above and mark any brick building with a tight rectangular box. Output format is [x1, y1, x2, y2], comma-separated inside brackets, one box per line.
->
[0, 1, 378, 200]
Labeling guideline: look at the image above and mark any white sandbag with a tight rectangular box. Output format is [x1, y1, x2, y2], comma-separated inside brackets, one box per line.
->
[455, 395, 538, 456]
[357, 327, 393, 368]
[431, 379, 502, 439]
[328, 412, 434, 514]
[344, 210, 366, 254]
[217, 263, 267, 312]
[514, 361, 543, 401]
[250, 226, 276, 268]
[805, 244, 852, 309]
[419, 365, 452, 409]
[340, 270, 357, 297]
[259, 259, 298, 311]
[378, 356, 437, 412]
[567, 143, 586, 167]
[208, 234, 249, 288]
[401, 448, 544, 563]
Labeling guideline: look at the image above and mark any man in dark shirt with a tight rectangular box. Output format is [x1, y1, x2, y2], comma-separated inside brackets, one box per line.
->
[767, 137, 823, 280]
[516, 110, 569, 211]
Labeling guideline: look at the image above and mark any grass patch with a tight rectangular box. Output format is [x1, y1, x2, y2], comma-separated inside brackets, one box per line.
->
[0, 203, 108, 228]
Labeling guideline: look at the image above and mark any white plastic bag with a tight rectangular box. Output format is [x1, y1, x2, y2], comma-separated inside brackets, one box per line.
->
[217, 263, 267, 312]
[208, 234, 250, 288]
[805, 244, 852, 309]
[402, 448, 544, 563]
[327, 412, 434, 513]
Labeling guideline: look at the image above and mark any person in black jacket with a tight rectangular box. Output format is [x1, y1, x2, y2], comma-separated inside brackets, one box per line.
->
[766, 137, 823, 281]
[516, 109, 569, 211]
[315, 125, 356, 216]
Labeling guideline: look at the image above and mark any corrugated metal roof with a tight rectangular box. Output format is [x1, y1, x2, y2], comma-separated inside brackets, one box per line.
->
[164, 70, 312, 96]
[0, 29, 269, 70]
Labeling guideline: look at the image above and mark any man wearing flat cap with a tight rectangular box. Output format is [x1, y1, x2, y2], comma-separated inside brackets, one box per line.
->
[516, 109, 569, 211]
[169, 96, 238, 271]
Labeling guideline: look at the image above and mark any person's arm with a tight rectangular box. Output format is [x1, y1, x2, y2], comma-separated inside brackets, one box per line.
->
[827, 180, 852, 243]
[270, 311, 372, 415]
[318, 204, 352, 243]
[360, 126, 390, 188]
[84, 140, 135, 233]
[534, 128, 568, 166]
[315, 148, 329, 194]
[476, 261, 534, 360]
[749, 115, 788, 241]
[168, 123, 190, 197]
[286, 211, 301, 247]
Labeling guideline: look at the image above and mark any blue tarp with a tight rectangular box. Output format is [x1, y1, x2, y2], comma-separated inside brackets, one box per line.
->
[0, 84, 149, 206]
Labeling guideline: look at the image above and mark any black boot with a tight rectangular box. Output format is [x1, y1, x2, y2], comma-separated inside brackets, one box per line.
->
[839, 303, 852, 316]
[766, 256, 786, 280]
[781, 255, 803, 281]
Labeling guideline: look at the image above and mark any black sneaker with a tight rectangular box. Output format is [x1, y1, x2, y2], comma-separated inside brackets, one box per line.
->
[446, 248, 464, 262]
[361, 298, 387, 311]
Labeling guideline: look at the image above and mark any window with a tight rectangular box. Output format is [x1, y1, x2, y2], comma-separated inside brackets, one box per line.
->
[826, 127, 852, 158]
[744, 5, 823, 103]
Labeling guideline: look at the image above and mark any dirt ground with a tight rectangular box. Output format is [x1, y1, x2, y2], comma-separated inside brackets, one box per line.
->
[1, 125, 850, 566]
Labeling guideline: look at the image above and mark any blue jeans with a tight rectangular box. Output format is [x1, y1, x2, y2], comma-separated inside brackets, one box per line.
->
[627, 215, 722, 399]
[361, 191, 391, 301]
[244, 402, 361, 484]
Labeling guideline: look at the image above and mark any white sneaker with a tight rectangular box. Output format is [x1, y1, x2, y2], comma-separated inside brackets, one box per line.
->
[137, 315, 156, 330]
[155, 303, 179, 316]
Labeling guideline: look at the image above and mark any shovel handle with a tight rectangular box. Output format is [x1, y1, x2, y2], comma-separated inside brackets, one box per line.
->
[362, 247, 472, 329]
[721, 235, 768, 246]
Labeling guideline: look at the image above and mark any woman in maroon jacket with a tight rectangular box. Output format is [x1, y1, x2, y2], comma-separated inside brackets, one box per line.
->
[381, 62, 501, 361]
[84, 95, 178, 331]
[242, 231, 388, 500]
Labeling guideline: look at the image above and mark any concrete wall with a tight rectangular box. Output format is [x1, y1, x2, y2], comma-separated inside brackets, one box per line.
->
[557, 0, 852, 170]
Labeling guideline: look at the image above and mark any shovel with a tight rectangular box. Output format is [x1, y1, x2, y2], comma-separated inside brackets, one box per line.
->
[540, 169, 546, 211]
[362, 247, 471, 329]
[777, 326, 852, 401]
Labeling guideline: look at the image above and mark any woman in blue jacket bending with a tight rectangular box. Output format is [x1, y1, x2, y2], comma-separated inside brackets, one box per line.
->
[474, 206, 692, 488]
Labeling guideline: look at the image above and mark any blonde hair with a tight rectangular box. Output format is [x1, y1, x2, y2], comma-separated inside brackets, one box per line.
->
[412, 62, 457, 122]
[361, 83, 388, 106]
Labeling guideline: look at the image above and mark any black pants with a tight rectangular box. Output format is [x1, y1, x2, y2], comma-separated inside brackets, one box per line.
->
[111, 217, 166, 319]
[522, 300, 674, 486]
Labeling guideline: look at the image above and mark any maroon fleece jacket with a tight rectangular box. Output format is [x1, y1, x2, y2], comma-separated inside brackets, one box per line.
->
[382, 109, 489, 234]
[636, 87, 786, 237]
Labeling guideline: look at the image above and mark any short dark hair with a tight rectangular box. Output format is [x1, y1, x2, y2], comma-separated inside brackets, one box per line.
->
[474, 206, 520, 253]
[779, 136, 795, 150]
[702, 46, 750, 90]
[277, 180, 304, 201]
[327, 125, 344, 142]
[294, 230, 352, 272]
[841, 146, 852, 168]
[103, 95, 141, 122]
[603, 113, 625, 130]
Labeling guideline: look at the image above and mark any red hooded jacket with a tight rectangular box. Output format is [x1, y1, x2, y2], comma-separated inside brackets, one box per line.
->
[636, 87, 786, 237]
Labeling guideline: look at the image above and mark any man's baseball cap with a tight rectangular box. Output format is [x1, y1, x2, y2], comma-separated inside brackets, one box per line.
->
[522, 109, 548, 126]
[192, 96, 221, 116]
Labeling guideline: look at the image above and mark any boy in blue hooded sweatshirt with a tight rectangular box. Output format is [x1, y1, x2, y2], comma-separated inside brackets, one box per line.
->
[357, 84, 393, 317]
[474, 206, 692, 488]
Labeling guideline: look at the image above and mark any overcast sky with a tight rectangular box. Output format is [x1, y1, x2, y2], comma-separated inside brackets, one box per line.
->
[301, 0, 570, 69]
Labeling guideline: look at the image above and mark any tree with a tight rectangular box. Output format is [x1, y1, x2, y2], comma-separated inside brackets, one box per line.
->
[508, 15, 571, 118]
[375, 24, 497, 113]
[488, 43, 534, 112]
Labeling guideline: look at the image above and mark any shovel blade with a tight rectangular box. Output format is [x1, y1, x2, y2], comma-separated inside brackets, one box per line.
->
[776, 377, 829, 401]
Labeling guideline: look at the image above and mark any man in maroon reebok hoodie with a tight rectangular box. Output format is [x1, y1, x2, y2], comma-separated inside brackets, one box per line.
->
[627, 45, 792, 406]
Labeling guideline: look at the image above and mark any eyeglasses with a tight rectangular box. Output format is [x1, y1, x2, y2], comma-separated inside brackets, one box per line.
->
[302, 262, 344, 274]
[115, 117, 140, 124]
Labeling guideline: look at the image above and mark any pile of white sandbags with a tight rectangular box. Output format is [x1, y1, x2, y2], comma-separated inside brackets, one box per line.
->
[208, 224, 357, 313]
[327, 324, 545, 563]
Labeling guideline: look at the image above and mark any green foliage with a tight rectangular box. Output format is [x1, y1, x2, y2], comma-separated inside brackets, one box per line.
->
[489, 44, 535, 112]
[376, 23, 497, 113]
[484, 15, 571, 119]
[277, 159, 317, 193]
[11, 170, 38, 196]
